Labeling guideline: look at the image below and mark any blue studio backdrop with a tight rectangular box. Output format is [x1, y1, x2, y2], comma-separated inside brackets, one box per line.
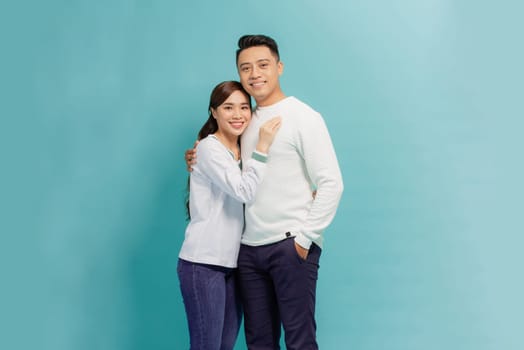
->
[1, 1, 523, 349]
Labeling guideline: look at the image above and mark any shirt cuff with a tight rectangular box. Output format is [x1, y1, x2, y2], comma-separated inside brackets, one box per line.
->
[294, 233, 312, 250]
[251, 151, 268, 163]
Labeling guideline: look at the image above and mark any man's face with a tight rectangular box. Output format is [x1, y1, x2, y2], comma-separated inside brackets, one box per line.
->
[237, 46, 284, 106]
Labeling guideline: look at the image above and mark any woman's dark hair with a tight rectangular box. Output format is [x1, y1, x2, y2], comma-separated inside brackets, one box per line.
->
[196, 81, 251, 140]
[185, 81, 252, 220]
[236, 34, 280, 64]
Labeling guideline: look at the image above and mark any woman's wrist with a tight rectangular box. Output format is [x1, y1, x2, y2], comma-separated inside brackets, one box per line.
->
[255, 142, 270, 154]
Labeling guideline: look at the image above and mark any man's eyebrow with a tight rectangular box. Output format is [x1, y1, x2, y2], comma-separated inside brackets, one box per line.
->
[239, 58, 271, 67]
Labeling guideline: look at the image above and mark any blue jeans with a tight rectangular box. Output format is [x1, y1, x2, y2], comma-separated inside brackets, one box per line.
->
[177, 259, 242, 350]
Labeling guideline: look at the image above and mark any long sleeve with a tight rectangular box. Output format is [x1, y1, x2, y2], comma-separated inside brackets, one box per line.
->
[193, 137, 267, 205]
[294, 113, 344, 249]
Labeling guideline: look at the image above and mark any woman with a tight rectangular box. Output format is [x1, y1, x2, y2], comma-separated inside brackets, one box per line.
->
[178, 81, 281, 350]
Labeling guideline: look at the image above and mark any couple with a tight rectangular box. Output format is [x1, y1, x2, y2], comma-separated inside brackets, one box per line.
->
[178, 34, 344, 350]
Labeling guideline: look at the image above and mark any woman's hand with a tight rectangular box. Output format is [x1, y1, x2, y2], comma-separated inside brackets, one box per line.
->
[256, 116, 282, 154]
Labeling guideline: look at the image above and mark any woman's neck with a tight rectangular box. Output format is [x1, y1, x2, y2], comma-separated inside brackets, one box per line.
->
[213, 132, 240, 160]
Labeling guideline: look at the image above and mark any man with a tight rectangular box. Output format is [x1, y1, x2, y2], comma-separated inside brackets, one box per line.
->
[186, 35, 343, 349]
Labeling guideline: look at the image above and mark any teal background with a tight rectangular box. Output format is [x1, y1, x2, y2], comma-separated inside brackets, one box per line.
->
[1, 0, 523, 349]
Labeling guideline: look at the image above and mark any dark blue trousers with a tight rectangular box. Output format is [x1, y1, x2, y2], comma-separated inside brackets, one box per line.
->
[237, 237, 321, 350]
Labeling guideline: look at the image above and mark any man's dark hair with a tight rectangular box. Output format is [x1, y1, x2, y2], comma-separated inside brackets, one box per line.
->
[236, 34, 280, 63]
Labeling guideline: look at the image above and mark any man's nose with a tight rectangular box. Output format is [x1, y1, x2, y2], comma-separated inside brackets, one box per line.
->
[250, 66, 260, 78]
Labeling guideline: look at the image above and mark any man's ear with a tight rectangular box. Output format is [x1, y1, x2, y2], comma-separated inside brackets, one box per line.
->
[278, 60, 284, 76]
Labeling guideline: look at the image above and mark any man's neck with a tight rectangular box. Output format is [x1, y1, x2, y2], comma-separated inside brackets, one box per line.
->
[256, 91, 287, 107]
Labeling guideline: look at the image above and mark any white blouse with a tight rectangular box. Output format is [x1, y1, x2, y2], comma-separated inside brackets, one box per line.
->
[179, 135, 268, 268]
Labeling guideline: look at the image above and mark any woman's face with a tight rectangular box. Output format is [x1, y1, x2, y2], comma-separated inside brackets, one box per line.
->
[211, 90, 252, 139]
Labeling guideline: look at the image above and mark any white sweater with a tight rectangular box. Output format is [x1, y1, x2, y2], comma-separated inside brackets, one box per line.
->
[179, 135, 267, 268]
[240, 97, 343, 249]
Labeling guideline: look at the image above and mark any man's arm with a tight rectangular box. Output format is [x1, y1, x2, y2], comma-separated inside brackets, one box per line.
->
[294, 113, 344, 254]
